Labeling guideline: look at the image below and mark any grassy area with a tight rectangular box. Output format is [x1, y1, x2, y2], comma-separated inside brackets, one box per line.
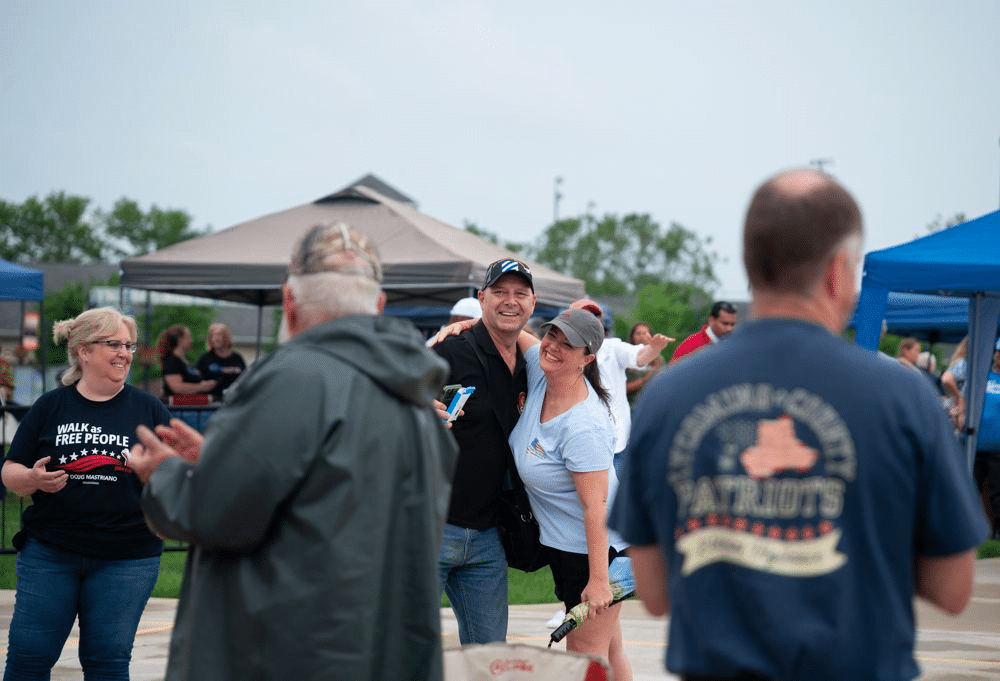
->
[152, 550, 189, 598]
[441, 567, 559, 608]
[1, 476, 995, 602]
[977, 538, 1000, 558]
[156, 554, 558, 605]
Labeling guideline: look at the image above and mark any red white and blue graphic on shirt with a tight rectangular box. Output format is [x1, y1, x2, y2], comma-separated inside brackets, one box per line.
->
[668, 383, 856, 578]
[53, 422, 131, 476]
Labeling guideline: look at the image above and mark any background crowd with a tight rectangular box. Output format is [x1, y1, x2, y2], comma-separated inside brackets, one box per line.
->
[0, 169, 995, 681]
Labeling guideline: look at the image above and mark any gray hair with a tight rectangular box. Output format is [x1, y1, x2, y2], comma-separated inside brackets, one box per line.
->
[284, 222, 383, 330]
[285, 271, 382, 328]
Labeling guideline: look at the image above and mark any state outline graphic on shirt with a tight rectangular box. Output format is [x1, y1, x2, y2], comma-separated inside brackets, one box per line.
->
[667, 383, 855, 578]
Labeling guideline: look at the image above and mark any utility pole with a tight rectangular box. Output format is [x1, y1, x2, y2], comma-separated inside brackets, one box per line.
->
[553, 176, 563, 224]
[810, 158, 834, 174]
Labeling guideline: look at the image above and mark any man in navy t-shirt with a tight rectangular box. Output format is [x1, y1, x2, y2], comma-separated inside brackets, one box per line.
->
[610, 168, 988, 681]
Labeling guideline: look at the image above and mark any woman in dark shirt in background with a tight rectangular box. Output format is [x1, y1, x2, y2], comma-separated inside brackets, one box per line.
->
[156, 324, 216, 401]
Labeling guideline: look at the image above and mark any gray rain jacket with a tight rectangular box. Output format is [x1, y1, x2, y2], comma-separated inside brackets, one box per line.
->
[142, 315, 458, 681]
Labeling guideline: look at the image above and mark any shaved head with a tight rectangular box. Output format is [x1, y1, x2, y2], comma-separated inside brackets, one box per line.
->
[743, 169, 863, 295]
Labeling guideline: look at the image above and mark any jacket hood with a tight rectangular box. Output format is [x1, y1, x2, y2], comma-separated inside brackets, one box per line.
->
[285, 315, 448, 407]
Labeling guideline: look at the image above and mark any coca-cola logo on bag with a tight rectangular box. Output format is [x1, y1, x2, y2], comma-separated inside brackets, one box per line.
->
[489, 658, 534, 675]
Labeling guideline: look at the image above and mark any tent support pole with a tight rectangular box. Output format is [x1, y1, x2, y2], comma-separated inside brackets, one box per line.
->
[144, 291, 152, 391]
[256, 300, 264, 361]
[39, 301, 46, 394]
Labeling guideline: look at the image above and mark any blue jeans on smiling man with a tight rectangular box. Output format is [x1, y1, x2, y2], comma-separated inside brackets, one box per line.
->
[438, 523, 508, 644]
[3, 538, 160, 681]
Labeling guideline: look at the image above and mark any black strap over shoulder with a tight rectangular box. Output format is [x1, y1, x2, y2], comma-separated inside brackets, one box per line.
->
[459, 327, 533, 519]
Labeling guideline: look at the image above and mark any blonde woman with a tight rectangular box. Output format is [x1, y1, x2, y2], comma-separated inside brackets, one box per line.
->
[1, 307, 171, 680]
[942, 335, 969, 429]
[196, 323, 246, 402]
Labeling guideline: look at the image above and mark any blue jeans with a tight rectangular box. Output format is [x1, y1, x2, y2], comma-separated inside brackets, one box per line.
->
[3, 538, 161, 681]
[438, 523, 508, 644]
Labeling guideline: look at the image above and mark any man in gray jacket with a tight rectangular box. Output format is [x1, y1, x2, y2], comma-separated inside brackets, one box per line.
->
[128, 222, 458, 681]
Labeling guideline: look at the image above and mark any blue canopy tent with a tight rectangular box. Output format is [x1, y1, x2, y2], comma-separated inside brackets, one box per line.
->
[0, 259, 44, 302]
[854, 209, 1000, 467]
[848, 292, 969, 343]
[0, 259, 45, 442]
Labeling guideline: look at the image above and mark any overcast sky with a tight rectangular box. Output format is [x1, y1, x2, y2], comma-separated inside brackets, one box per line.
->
[3, 1, 999, 301]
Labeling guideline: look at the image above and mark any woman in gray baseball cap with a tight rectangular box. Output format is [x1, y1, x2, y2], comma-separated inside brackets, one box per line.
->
[509, 308, 632, 680]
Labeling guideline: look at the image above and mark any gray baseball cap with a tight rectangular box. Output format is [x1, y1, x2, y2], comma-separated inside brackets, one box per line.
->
[540, 308, 605, 354]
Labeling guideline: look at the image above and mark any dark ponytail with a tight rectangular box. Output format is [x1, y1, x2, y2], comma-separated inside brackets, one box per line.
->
[583, 353, 610, 407]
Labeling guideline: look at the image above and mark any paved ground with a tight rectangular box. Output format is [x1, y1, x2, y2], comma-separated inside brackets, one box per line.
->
[0, 558, 997, 680]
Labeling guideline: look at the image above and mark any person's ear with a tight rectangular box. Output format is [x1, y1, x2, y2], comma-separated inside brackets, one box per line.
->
[825, 249, 849, 299]
[282, 283, 298, 333]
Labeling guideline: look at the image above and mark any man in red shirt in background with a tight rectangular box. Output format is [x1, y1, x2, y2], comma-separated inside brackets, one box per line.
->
[670, 301, 737, 364]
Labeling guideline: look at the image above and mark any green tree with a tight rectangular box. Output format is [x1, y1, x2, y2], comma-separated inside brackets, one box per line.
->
[0, 192, 104, 263]
[40, 282, 90, 367]
[1, 191, 211, 263]
[463, 220, 529, 255]
[926, 212, 966, 233]
[132, 304, 216, 393]
[134, 304, 216, 363]
[532, 212, 720, 298]
[624, 282, 714, 345]
[37, 273, 125, 367]
[98, 198, 210, 258]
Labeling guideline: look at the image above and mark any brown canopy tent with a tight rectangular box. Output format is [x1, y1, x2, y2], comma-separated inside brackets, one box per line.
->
[120, 185, 584, 343]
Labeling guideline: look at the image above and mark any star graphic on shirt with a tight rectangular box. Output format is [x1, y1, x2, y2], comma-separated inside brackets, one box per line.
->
[740, 416, 818, 479]
[59, 455, 67, 464]
[70, 452, 79, 461]
[101, 449, 108, 456]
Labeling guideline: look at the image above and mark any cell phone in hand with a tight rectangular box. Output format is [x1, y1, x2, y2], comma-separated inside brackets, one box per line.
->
[441, 384, 461, 405]
[444, 386, 475, 423]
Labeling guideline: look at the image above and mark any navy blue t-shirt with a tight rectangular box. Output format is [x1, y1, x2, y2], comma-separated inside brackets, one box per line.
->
[196, 350, 246, 401]
[609, 318, 988, 681]
[6, 383, 171, 559]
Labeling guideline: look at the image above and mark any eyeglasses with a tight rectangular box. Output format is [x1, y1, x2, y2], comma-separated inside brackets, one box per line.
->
[92, 340, 138, 354]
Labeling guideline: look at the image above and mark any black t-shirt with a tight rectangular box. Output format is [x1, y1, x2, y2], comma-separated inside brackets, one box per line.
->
[161, 353, 203, 398]
[5, 383, 171, 559]
[196, 350, 246, 400]
[434, 322, 527, 529]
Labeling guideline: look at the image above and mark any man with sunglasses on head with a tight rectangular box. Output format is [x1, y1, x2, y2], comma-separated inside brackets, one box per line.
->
[127, 222, 458, 681]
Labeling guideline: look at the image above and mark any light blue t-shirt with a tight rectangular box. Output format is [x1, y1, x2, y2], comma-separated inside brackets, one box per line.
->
[978, 370, 1000, 450]
[509, 345, 626, 554]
